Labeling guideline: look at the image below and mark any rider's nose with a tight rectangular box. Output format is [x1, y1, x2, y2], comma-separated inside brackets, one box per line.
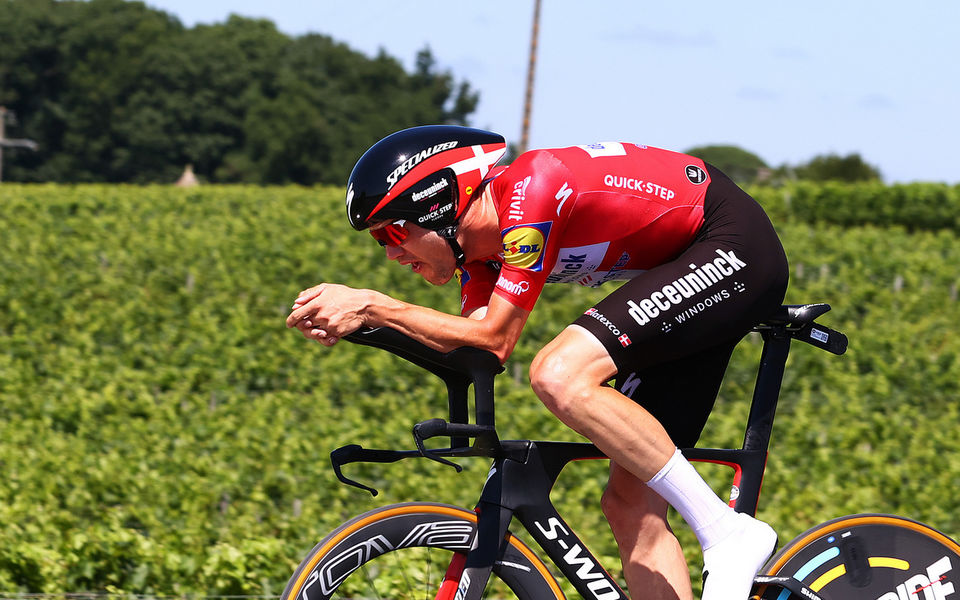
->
[385, 245, 403, 260]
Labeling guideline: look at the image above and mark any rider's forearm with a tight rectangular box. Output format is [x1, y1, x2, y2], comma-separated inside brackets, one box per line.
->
[361, 290, 523, 362]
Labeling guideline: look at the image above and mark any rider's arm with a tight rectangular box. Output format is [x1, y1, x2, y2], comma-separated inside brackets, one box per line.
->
[364, 290, 530, 362]
[288, 283, 530, 363]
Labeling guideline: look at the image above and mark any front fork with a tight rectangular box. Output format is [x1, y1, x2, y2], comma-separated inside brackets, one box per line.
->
[447, 455, 527, 600]
[435, 551, 467, 600]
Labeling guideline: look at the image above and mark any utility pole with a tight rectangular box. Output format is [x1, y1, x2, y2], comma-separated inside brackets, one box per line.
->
[0, 106, 39, 183]
[519, 0, 541, 154]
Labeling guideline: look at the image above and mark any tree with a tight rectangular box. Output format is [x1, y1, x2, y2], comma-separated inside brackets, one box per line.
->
[683, 145, 768, 185]
[0, 0, 186, 181]
[410, 48, 479, 126]
[0, 0, 480, 184]
[790, 153, 882, 183]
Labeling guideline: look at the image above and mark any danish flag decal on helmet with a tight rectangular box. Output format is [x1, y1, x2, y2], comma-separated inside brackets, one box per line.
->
[345, 125, 507, 232]
[368, 143, 506, 220]
[452, 144, 508, 178]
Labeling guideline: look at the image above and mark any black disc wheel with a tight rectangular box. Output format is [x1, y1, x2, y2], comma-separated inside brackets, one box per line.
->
[754, 514, 960, 599]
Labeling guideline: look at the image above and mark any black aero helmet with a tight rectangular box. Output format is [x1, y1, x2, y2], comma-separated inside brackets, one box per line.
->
[346, 125, 507, 231]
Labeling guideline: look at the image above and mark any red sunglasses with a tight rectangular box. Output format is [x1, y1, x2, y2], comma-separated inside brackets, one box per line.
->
[369, 219, 410, 247]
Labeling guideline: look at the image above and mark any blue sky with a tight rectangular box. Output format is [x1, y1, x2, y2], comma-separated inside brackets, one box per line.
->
[145, 1, 959, 183]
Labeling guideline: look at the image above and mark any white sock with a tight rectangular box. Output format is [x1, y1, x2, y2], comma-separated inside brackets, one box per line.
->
[645, 448, 737, 550]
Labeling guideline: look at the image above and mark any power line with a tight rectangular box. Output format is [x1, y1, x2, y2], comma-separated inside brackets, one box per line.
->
[519, 0, 541, 154]
[0, 106, 39, 182]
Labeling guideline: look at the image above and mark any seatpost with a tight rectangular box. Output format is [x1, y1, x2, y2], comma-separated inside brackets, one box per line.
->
[718, 327, 795, 515]
[743, 327, 793, 454]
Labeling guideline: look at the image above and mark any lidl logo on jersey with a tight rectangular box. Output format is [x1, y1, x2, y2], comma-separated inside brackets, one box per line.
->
[454, 267, 470, 287]
[501, 221, 551, 270]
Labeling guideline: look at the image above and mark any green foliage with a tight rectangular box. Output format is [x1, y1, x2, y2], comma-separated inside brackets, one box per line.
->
[680, 147, 883, 187]
[788, 152, 883, 183]
[751, 181, 960, 232]
[0, 0, 478, 184]
[684, 144, 768, 185]
[1, 183, 959, 595]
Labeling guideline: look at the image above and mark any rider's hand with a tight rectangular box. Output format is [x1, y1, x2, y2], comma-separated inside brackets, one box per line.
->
[286, 283, 371, 346]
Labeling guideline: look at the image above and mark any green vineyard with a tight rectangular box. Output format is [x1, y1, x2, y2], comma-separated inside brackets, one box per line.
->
[1, 184, 958, 594]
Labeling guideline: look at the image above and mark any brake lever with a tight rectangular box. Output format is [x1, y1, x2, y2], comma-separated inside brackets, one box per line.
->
[330, 444, 409, 496]
[330, 422, 501, 495]
[412, 418, 499, 470]
[413, 419, 465, 472]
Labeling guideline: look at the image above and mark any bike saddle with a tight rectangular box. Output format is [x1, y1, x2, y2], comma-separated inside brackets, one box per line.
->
[762, 303, 831, 327]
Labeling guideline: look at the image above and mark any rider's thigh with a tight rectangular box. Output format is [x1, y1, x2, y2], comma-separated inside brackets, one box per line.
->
[613, 340, 738, 448]
[529, 325, 617, 401]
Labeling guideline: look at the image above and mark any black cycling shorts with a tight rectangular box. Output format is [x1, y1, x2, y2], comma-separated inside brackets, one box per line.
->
[572, 165, 788, 447]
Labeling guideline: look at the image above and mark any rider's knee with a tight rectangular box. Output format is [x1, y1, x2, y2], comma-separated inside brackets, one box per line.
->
[529, 345, 587, 420]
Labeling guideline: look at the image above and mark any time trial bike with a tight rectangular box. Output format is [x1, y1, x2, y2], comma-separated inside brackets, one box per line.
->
[281, 303, 960, 600]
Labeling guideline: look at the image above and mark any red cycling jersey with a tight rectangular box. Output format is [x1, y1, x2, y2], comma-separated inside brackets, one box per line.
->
[457, 142, 712, 313]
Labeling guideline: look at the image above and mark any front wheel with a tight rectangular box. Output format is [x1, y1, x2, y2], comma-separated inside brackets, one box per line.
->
[282, 502, 564, 600]
[753, 513, 960, 599]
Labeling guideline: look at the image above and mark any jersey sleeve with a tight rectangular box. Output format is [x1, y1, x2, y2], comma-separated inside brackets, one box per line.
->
[456, 259, 499, 316]
[490, 150, 577, 311]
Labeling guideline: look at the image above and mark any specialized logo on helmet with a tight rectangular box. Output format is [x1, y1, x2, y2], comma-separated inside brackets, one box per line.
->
[501, 221, 551, 271]
[386, 141, 459, 189]
[345, 183, 355, 208]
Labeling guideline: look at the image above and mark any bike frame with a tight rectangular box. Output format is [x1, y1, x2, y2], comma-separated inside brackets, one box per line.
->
[332, 304, 847, 599]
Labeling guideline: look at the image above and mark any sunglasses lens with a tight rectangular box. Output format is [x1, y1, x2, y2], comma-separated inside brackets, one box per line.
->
[370, 221, 409, 247]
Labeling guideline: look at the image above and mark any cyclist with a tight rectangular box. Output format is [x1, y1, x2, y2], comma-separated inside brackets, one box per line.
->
[287, 125, 787, 600]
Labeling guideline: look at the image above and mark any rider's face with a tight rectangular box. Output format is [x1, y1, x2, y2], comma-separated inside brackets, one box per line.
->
[372, 221, 456, 285]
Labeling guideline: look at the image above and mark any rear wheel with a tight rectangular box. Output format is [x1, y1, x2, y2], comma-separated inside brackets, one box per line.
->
[753, 514, 960, 599]
[282, 502, 564, 600]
